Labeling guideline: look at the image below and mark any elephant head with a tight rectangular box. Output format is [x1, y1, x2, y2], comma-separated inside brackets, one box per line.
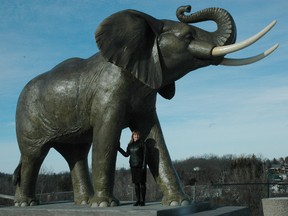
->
[95, 5, 278, 99]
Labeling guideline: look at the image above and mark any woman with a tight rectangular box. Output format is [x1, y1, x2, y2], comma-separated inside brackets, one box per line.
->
[118, 130, 147, 206]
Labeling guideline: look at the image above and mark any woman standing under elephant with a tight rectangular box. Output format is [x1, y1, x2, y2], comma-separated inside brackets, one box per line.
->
[118, 131, 147, 206]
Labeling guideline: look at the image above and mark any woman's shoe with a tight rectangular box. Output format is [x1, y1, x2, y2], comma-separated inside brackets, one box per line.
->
[133, 201, 140, 206]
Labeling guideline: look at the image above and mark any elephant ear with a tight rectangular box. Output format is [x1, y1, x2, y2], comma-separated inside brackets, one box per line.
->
[95, 10, 163, 89]
[158, 82, 175, 100]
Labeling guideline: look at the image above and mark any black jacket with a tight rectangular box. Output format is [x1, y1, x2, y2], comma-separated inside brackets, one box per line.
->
[118, 140, 146, 168]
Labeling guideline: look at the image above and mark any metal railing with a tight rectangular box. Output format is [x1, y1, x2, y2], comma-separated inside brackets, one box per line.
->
[0, 194, 14, 200]
[0, 191, 74, 204]
[184, 182, 288, 216]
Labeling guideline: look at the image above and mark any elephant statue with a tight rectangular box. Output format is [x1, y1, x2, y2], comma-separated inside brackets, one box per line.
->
[13, 5, 277, 207]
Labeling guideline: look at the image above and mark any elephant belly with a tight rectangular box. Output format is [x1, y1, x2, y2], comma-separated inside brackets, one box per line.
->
[16, 106, 91, 149]
[16, 73, 91, 149]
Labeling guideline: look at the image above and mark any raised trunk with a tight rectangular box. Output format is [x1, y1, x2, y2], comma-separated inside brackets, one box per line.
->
[176, 6, 237, 47]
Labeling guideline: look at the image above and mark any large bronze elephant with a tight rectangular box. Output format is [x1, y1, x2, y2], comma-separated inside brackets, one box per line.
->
[13, 5, 277, 207]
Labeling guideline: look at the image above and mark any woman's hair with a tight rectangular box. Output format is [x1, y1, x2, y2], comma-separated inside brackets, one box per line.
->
[129, 130, 141, 144]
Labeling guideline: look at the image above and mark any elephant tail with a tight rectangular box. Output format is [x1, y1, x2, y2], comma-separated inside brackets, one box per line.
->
[12, 160, 22, 186]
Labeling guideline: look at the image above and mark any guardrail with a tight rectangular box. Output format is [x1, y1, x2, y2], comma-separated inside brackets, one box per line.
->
[0, 194, 14, 200]
[0, 191, 73, 203]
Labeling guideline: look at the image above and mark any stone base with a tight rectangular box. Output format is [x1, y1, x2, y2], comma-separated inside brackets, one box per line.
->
[0, 201, 249, 216]
[262, 197, 288, 216]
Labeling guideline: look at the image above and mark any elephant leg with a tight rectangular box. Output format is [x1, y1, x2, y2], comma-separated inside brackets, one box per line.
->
[14, 146, 49, 207]
[142, 113, 190, 206]
[89, 122, 122, 207]
[54, 142, 93, 205]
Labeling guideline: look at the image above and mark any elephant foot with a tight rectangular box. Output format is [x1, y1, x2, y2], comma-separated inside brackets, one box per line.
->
[14, 199, 38, 207]
[90, 194, 119, 207]
[74, 194, 91, 205]
[74, 199, 90, 205]
[161, 193, 191, 206]
[80, 200, 89, 205]
[14, 187, 39, 207]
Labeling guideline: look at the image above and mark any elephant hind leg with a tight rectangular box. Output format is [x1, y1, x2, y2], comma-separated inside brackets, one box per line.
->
[14, 148, 49, 207]
[53, 142, 93, 205]
[13, 161, 22, 186]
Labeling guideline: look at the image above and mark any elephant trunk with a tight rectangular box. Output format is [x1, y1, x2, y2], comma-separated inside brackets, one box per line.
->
[176, 5, 237, 47]
[177, 5, 278, 66]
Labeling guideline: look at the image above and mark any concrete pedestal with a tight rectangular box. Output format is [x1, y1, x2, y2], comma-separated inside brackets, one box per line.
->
[0, 201, 249, 216]
[262, 197, 288, 216]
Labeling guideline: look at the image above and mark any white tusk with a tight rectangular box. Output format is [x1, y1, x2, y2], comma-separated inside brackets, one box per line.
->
[212, 20, 277, 56]
[220, 44, 279, 66]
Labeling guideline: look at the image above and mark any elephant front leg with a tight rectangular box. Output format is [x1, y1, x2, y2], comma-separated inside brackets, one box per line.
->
[90, 124, 121, 207]
[146, 115, 190, 206]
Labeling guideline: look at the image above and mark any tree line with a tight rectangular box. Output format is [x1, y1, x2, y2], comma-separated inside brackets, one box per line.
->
[1, 154, 287, 215]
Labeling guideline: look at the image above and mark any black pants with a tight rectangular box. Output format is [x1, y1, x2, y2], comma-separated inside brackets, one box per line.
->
[131, 167, 146, 205]
[131, 167, 146, 183]
[134, 183, 146, 205]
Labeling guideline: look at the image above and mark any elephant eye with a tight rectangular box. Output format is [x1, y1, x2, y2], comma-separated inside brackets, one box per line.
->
[184, 33, 193, 41]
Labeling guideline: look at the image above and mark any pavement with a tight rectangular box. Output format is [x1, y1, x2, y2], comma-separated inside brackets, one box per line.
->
[0, 201, 250, 216]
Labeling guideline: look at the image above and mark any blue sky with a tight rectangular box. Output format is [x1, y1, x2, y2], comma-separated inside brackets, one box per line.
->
[0, 0, 287, 174]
